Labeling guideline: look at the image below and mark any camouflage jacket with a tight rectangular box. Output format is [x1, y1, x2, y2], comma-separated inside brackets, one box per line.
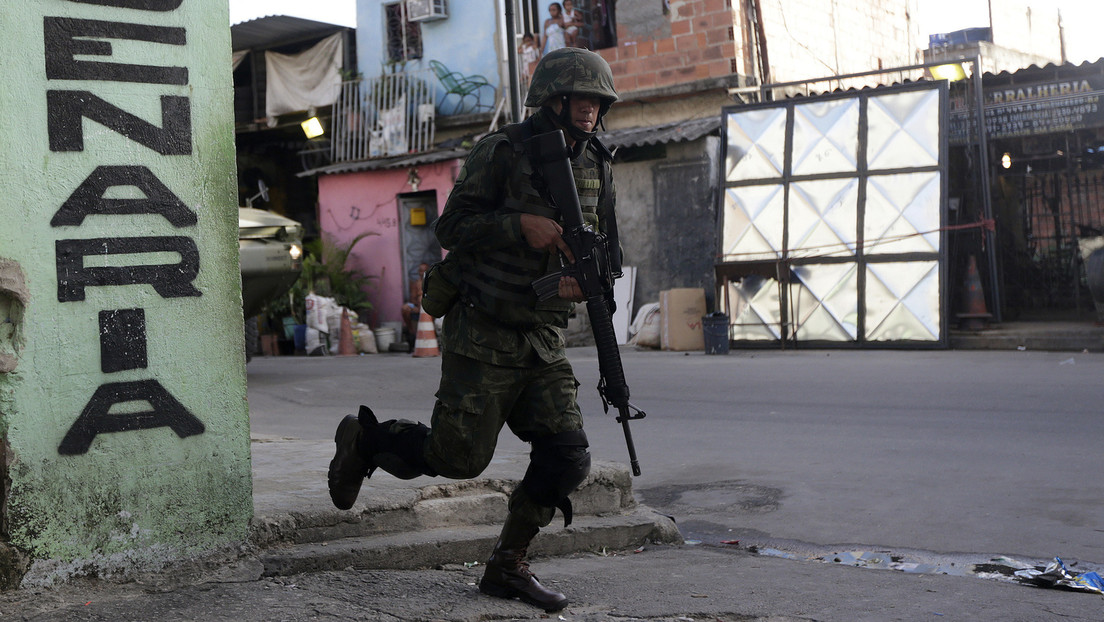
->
[434, 109, 617, 366]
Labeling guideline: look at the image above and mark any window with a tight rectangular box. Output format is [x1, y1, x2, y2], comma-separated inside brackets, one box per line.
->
[585, 0, 617, 50]
[541, 0, 617, 51]
[385, 2, 423, 63]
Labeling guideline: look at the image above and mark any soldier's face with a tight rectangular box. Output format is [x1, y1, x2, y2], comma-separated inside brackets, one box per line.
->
[567, 95, 599, 133]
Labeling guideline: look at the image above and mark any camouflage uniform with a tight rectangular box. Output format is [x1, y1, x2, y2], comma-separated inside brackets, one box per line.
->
[327, 47, 619, 613]
[425, 101, 616, 526]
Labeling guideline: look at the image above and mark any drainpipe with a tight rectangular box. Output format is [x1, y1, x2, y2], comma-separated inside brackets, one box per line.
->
[751, 0, 771, 98]
[504, 0, 522, 122]
[970, 55, 1001, 322]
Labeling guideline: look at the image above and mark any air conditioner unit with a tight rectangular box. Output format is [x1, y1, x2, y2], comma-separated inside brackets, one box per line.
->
[407, 0, 447, 22]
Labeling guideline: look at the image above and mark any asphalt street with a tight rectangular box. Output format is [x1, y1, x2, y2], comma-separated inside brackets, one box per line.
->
[247, 346, 1104, 565]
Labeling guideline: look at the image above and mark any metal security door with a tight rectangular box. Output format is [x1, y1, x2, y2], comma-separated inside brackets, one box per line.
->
[717, 81, 949, 347]
[398, 191, 442, 301]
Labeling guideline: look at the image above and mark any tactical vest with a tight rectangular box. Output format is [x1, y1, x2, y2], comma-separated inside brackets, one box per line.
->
[454, 119, 611, 327]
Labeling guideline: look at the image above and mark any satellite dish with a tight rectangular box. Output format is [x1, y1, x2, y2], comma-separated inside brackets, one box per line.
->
[246, 180, 270, 207]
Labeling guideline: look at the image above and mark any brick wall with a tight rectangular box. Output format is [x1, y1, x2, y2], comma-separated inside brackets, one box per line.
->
[598, 0, 738, 94]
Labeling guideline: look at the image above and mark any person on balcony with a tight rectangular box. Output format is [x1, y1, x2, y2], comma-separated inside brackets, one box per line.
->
[519, 32, 541, 92]
[541, 2, 566, 54]
[326, 47, 621, 613]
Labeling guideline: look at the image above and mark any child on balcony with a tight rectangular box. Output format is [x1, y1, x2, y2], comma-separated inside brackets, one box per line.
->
[562, 0, 582, 47]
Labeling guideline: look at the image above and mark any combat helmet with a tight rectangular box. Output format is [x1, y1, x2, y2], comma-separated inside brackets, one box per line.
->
[525, 47, 618, 141]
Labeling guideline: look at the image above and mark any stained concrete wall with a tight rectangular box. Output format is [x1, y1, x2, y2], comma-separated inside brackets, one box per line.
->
[614, 138, 722, 316]
[756, 0, 922, 84]
[0, 1, 250, 587]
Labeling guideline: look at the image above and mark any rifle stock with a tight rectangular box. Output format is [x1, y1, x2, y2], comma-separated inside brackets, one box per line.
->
[525, 129, 645, 476]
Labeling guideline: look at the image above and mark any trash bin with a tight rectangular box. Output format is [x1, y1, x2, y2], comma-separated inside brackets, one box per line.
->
[702, 312, 730, 355]
[293, 324, 307, 353]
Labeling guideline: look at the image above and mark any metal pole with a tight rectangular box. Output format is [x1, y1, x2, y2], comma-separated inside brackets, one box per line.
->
[504, 0, 522, 122]
[970, 56, 1002, 322]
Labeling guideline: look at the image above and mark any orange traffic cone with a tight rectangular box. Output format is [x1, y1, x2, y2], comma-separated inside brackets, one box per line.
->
[956, 255, 992, 331]
[337, 309, 356, 356]
[412, 308, 440, 357]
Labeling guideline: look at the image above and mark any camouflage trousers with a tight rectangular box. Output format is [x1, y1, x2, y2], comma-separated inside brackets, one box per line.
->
[422, 351, 583, 527]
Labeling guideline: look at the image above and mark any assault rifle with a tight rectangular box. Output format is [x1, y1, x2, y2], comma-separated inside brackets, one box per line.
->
[526, 129, 645, 476]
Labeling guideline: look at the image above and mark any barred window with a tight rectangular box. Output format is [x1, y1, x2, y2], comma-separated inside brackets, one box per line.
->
[385, 2, 422, 63]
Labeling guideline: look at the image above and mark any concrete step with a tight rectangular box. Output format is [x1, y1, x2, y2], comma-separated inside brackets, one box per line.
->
[248, 461, 638, 548]
[246, 458, 681, 577]
[258, 507, 681, 577]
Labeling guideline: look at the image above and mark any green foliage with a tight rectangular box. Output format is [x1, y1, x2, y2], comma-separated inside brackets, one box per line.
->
[264, 232, 380, 326]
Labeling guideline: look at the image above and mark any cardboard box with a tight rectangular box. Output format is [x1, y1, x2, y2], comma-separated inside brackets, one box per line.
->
[660, 288, 706, 351]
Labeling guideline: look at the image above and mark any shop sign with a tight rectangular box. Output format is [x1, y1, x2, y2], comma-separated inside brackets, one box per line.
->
[950, 74, 1104, 142]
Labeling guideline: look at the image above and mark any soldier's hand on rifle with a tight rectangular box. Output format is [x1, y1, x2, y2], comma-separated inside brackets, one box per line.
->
[520, 214, 575, 263]
[558, 276, 584, 302]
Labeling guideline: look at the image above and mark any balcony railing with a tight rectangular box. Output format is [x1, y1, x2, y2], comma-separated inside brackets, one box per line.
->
[330, 70, 438, 164]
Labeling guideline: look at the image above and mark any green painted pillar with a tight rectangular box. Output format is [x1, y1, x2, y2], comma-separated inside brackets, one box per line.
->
[0, 1, 250, 587]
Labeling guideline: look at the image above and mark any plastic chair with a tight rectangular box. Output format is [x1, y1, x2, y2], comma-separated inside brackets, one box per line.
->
[429, 60, 495, 115]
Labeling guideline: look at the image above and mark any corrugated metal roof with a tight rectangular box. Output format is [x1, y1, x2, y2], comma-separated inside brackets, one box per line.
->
[231, 15, 350, 51]
[299, 116, 722, 177]
[298, 148, 470, 178]
[600, 116, 721, 150]
[980, 57, 1104, 84]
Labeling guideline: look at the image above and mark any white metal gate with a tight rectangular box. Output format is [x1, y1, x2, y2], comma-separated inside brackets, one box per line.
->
[717, 81, 949, 347]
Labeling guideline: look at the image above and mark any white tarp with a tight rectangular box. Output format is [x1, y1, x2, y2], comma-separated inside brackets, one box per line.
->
[264, 32, 343, 123]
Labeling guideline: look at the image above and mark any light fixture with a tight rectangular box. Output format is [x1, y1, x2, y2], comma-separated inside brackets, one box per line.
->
[1001, 153, 1012, 169]
[930, 63, 967, 81]
[301, 117, 324, 139]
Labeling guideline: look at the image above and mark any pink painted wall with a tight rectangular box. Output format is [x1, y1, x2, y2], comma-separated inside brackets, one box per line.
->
[317, 161, 458, 327]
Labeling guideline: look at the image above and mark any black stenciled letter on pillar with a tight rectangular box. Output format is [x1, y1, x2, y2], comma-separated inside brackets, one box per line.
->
[55, 236, 202, 302]
[45, 17, 187, 85]
[51, 0, 205, 457]
[52, 165, 197, 227]
[58, 379, 205, 455]
[99, 308, 148, 373]
[47, 90, 191, 155]
[64, 0, 185, 10]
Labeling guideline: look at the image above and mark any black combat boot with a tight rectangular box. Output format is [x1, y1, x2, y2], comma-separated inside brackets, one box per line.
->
[478, 513, 568, 612]
[329, 406, 437, 509]
[326, 411, 375, 510]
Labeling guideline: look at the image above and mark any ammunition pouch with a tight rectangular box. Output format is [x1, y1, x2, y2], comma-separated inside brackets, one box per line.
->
[420, 257, 460, 318]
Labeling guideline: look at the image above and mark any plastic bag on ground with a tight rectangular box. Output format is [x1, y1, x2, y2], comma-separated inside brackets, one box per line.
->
[1014, 557, 1104, 594]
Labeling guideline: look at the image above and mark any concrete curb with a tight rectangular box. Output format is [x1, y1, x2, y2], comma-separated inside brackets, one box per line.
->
[248, 461, 639, 548]
[245, 443, 681, 578]
[950, 323, 1104, 352]
[258, 508, 681, 576]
